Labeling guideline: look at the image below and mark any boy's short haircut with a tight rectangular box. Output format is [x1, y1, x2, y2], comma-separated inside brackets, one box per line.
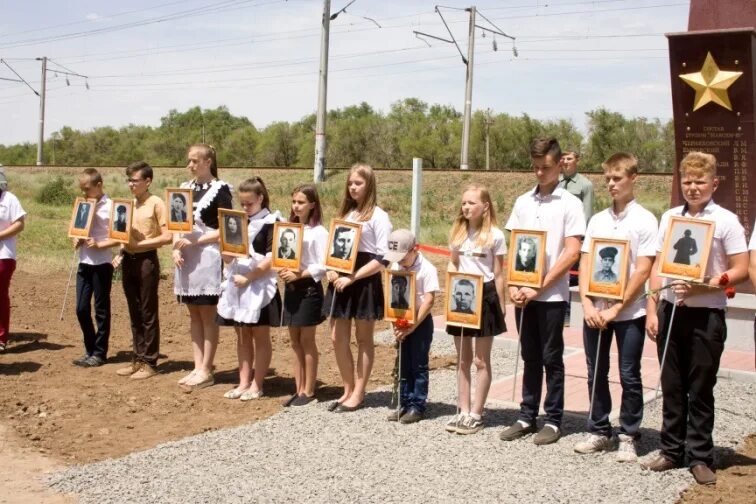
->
[563, 150, 580, 159]
[602, 152, 639, 176]
[679, 151, 717, 177]
[530, 137, 562, 162]
[126, 161, 154, 181]
[80, 167, 103, 186]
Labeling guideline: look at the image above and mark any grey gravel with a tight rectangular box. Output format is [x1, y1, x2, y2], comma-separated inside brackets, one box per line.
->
[47, 330, 755, 504]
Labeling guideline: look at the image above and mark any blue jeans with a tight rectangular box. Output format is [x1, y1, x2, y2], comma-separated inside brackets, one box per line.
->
[583, 316, 645, 438]
[76, 263, 114, 359]
[516, 301, 566, 427]
[399, 315, 434, 413]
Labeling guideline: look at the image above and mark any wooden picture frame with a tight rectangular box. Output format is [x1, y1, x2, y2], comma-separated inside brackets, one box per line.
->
[324, 219, 362, 274]
[659, 215, 715, 282]
[507, 229, 547, 288]
[108, 198, 133, 244]
[445, 271, 483, 329]
[384, 270, 416, 323]
[586, 238, 630, 300]
[272, 222, 304, 270]
[219, 209, 249, 258]
[68, 197, 97, 239]
[165, 188, 193, 233]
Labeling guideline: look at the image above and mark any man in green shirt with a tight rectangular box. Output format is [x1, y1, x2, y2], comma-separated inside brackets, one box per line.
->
[559, 151, 594, 223]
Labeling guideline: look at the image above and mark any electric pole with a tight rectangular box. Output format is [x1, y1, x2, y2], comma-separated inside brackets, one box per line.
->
[313, 0, 331, 183]
[459, 7, 476, 171]
[485, 108, 493, 171]
[36, 56, 47, 166]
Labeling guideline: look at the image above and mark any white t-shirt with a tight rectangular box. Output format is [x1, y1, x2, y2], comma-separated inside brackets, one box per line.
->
[0, 191, 27, 260]
[346, 206, 392, 257]
[506, 185, 586, 302]
[657, 200, 747, 309]
[582, 200, 658, 321]
[391, 252, 440, 307]
[449, 227, 507, 283]
[749, 219, 756, 250]
[301, 224, 328, 282]
[79, 195, 114, 266]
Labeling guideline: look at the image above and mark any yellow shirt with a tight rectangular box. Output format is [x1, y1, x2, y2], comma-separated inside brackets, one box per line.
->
[126, 194, 167, 253]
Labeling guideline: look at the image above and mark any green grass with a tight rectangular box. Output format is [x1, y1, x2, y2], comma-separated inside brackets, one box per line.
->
[5, 166, 673, 275]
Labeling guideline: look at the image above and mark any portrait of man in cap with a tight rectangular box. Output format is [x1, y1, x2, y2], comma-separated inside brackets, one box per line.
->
[593, 246, 619, 283]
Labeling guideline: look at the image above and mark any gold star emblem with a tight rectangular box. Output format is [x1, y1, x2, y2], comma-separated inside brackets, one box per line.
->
[679, 52, 742, 111]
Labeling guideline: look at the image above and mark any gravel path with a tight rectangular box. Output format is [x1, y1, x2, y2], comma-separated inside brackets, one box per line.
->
[48, 332, 755, 504]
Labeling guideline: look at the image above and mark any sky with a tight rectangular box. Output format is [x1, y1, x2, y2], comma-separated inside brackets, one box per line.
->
[0, 0, 691, 145]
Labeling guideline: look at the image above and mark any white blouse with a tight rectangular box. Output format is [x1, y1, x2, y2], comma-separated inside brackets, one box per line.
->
[346, 206, 392, 257]
[449, 227, 507, 283]
[301, 224, 328, 281]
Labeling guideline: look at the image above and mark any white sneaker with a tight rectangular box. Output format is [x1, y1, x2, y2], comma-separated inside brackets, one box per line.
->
[445, 414, 465, 433]
[574, 433, 613, 454]
[616, 434, 638, 462]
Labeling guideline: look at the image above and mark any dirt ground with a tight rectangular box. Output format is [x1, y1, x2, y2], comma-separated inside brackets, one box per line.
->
[0, 265, 753, 503]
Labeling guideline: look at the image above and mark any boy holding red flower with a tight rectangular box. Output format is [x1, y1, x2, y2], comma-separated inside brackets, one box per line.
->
[644, 152, 748, 485]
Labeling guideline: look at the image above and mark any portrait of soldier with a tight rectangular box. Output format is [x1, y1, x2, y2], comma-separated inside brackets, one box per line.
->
[331, 226, 355, 260]
[390, 275, 410, 310]
[113, 204, 128, 232]
[593, 246, 619, 284]
[452, 279, 476, 314]
[278, 228, 297, 260]
[672, 228, 697, 265]
[170, 193, 188, 223]
[515, 236, 538, 273]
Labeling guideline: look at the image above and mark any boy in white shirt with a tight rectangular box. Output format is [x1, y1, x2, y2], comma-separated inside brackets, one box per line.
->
[573, 153, 658, 461]
[384, 229, 439, 424]
[0, 166, 26, 352]
[643, 152, 748, 485]
[501, 137, 586, 445]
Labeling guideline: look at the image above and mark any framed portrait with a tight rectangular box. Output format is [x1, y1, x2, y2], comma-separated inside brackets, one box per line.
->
[587, 238, 630, 300]
[445, 272, 484, 329]
[658, 216, 715, 282]
[165, 188, 193, 233]
[507, 229, 547, 288]
[108, 198, 133, 244]
[384, 270, 416, 323]
[324, 219, 362, 274]
[219, 209, 249, 258]
[68, 197, 97, 239]
[272, 222, 304, 270]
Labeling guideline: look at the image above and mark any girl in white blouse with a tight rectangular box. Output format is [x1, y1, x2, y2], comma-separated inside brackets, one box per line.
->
[324, 164, 392, 413]
[279, 184, 328, 407]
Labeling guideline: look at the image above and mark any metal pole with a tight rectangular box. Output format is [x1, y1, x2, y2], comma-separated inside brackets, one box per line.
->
[485, 109, 492, 171]
[313, 0, 331, 183]
[410, 157, 422, 240]
[36, 56, 47, 166]
[459, 7, 476, 171]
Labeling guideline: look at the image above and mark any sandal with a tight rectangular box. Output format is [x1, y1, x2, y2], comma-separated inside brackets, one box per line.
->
[178, 369, 197, 386]
[224, 387, 249, 400]
[240, 389, 263, 401]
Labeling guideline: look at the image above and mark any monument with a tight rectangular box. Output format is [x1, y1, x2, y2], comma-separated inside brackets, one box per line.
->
[667, 0, 755, 236]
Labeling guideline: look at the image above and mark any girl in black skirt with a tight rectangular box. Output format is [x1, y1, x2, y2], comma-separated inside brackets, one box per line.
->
[445, 183, 507, 435]
[216, 177, 282, 401]
[324, 164, 392, 413]
[279, 184, 328, 407]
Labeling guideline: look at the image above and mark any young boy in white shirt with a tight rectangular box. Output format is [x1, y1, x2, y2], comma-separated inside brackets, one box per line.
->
[384, 229, 439, 424]
[573, 153, 658, 461]
[643, 152, 748, 485]
[501, 137, 586, 445]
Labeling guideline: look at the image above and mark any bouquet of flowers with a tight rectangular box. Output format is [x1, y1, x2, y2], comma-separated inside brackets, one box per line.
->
[640, 273, 736, 301]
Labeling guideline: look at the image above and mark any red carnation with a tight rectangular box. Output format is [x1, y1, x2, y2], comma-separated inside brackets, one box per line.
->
[718, 273, 730, 287]
[394, 318, 410, 329]
[725, 287, 736, 299]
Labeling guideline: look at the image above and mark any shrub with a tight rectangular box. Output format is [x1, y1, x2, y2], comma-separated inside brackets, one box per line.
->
[35, 175, 77, 205]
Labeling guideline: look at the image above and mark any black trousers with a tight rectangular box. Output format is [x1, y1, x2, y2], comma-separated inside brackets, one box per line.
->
[122, 251, 161, 366]
[515, 301, 567, 427]
[76, 263, 114, 359]
[657, 301, 725, 468]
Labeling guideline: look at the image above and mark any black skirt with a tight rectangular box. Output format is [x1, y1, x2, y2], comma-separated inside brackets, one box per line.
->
[322, 252, 384, 320]
[216, 290, 283, 328]
[282, 278, 326, 327]
[177, 294, 219, 306]
[446, 280, 506, 337]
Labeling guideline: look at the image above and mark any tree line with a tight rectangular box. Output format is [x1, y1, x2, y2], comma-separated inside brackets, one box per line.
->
[0, 99, 675, 172]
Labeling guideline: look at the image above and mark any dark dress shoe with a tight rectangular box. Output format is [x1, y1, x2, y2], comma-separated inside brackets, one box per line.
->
[399, 409, 424, 424]
[326, 401, 341, 412]
[291, 394, 316, 407]
[333, 402, 363, 413]
[282, 394, 298, 407]
[84, 355, 105, 367]
[72, 355, 90, 367]
[641, 454, 679, 472]
[690, 464, 716, 485]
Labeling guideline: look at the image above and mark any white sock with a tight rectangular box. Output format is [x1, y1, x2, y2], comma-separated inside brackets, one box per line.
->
[544, 423, 559, 432]
[517, 420, 531, 428]
[470, 413, 481, 421]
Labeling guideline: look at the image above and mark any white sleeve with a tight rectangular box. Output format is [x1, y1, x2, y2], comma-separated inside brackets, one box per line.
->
[305, 226, 328, 281]
[373, 210, 392, 257]
[656, 212, 671, 252]
[581, 216, 596, 253]
[638, 213, 659, 257]
[564, 197, 586, 238]
[422, 263, 440, 295]
[750, 219, 756, 250]
[8, 193, 26, 223]
[504, 199, 520, 231]
[493, 228, 507, 256]
[721, 213, 747, 255]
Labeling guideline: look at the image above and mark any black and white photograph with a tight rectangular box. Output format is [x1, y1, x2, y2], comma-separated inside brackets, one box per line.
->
[383, 270, 416, 323]
[324, 219, 362, 274]
[219, 208, 249, 257]
[108, 198, 133, 244]
[445, 272, 483, 329]
[68, 197, 96, 238]
[165, 188, 193, 232]
[507, 229, 547, 288]
[587, 238, 629, 300]
[272, 222, 304, 270]
[659, 215, 715, 282]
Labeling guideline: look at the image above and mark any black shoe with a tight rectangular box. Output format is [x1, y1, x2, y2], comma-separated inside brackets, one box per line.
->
[83, 355, 106, 367]
[73, 355, 91, 367]
[282, 394, 298, 407]
[399, 408, 424, 424]
[386, 408, 407, 422]
[326, 401, 341, 412]
[333, 402, 363, 413]
[291, 394, 316, 407]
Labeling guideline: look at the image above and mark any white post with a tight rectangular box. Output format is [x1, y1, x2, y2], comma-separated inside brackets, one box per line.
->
[459, 7, 476, 171]
[313, 0, 331, 183]
[411, 157, 422, 240]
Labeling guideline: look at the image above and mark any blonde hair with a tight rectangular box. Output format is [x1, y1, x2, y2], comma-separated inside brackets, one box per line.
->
[679, 151, 716, 178]
[339, 163, 377, 221]
[449, 183, 498, 249]
[602, 152, 638, 176]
